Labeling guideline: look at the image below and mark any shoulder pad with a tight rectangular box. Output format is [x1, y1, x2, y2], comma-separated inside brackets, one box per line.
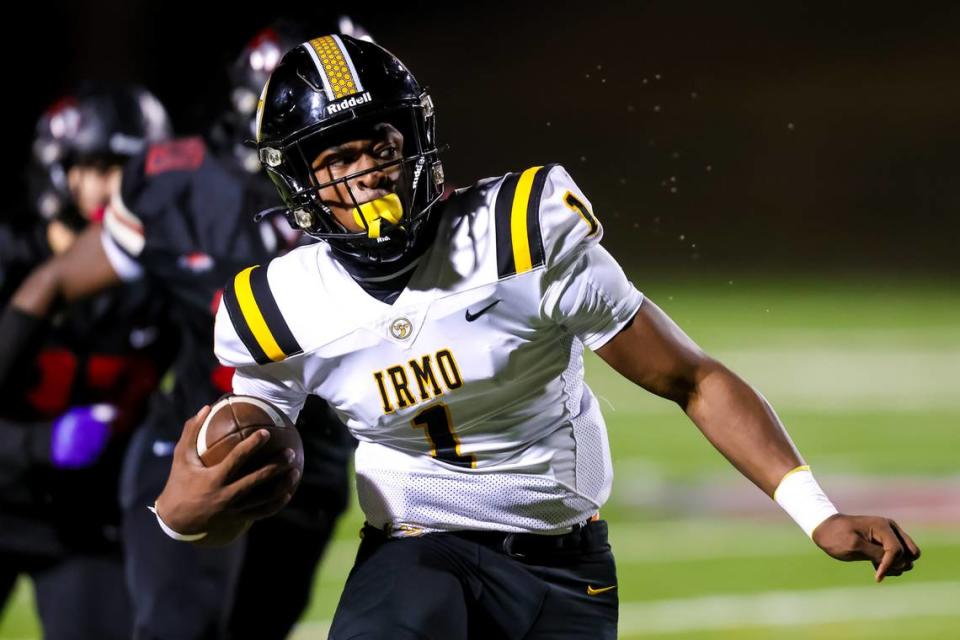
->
[492, 164, 601, 279]
[118, 137, 209, 215]
[214, 260, 304, 367]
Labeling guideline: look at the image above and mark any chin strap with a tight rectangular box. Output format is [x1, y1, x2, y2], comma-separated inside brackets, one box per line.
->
[353, 193, 403, 238]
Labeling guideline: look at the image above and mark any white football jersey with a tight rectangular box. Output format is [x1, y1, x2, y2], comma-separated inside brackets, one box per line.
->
[214, 165, 644, 536]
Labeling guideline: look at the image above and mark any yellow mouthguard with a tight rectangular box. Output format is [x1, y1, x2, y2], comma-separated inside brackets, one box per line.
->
[353, 193, 403, 238]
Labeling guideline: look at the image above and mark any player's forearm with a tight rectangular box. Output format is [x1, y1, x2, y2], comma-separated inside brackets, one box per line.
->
[684, 360, 803, 497]
[0, 250, 66, 391]
[9, 259, 64, 317]
[11, 224, 119, 313]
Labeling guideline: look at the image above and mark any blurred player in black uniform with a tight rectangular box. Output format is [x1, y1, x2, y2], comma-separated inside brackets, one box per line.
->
[0, 86, 175, 639]
[0, 22, 358, 640]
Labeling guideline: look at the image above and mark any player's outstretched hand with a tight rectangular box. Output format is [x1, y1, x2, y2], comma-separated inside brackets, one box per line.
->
[154, 405, 300, 537]
[812, 514, 921, 582]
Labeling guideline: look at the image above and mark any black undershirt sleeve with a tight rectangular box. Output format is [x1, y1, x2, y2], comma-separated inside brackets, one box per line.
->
[0, 306, 48, 395]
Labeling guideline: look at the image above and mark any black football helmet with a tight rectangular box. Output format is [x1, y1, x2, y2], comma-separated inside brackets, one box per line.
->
[31, 85, 171, 221]
[255, 34, 443, 266]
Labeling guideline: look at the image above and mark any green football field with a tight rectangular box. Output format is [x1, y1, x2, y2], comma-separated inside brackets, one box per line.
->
[2, 274, 958, 639]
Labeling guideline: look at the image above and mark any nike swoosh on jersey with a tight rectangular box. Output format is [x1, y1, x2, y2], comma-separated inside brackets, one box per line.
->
[586, 585, 617, 596]
[465, 299, 502, 322]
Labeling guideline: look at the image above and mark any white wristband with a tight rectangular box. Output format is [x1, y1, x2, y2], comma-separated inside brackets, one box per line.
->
[148, 503, 208, 542]
[773, 465, 839, 537]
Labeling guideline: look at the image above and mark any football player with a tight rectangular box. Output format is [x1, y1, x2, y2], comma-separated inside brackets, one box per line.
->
[0, 25, 358, 640]
[0, 85, 175, 640]
[12, 35, 923, 639]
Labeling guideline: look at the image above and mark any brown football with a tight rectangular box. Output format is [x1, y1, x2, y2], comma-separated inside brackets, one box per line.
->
[196, 394, 304, 475]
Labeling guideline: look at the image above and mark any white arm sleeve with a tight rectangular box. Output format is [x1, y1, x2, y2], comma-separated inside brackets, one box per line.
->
[100, 228, 144, 282]
[542, 244, 644, 350]
[230, 365, 308, 424]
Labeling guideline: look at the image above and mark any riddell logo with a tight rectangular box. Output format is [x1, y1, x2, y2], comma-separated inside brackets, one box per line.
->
[326, 92, 372, 114]
[411, 156, 426, 191]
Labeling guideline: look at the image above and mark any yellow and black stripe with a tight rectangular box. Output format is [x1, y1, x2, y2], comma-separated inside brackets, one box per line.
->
[494, 164, 555, 278]
[304, 35, 364, 101]
[222, 264, 302, 365]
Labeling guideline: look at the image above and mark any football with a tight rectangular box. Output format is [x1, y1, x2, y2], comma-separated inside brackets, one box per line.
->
[197, 394, 304, 475]
[191, 395, 304, 546]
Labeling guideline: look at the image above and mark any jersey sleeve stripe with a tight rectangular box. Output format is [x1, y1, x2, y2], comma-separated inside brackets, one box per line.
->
[509, 166, 542, 274]
[221, 264, 302, 365]
[234, 266, 287, 363]
[495, 166, 551, 279]
[222, 268, 271, 365]
[106, 191, 144, 233]
[103, 192, 145, 256]
[494, 173, 519, 278]
[248, 263, 302, 359]
[523, 164, 553, 270]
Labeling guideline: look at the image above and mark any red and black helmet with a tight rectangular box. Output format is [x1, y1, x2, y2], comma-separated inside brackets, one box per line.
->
[221, 20, 311, 173]
[31, 84, 171, 220]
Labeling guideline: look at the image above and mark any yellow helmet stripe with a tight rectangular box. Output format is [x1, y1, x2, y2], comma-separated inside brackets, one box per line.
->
[303, 35, 364, 101]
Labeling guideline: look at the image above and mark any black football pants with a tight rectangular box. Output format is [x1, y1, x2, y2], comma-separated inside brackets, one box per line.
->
[328, 520, 618, 639]
[226, 485, 341, 640]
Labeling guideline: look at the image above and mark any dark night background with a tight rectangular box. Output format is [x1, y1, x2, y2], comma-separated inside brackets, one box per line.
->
[5, 1, 959, 275]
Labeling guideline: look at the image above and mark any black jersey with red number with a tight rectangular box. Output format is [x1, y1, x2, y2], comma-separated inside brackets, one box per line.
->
[0, 216, 177, 554]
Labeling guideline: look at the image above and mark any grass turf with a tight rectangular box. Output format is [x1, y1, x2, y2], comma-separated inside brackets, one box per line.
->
[2, 276, 957, 639]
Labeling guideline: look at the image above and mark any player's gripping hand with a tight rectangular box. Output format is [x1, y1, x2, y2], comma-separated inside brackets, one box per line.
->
[812, 514, 921, 582]
[154, 405, 300, 537]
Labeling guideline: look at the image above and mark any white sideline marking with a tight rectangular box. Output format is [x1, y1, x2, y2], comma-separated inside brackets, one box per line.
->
[585, 345, 960, 412]
[619, 581, 960, 634]
[290, 581, 960, 639]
